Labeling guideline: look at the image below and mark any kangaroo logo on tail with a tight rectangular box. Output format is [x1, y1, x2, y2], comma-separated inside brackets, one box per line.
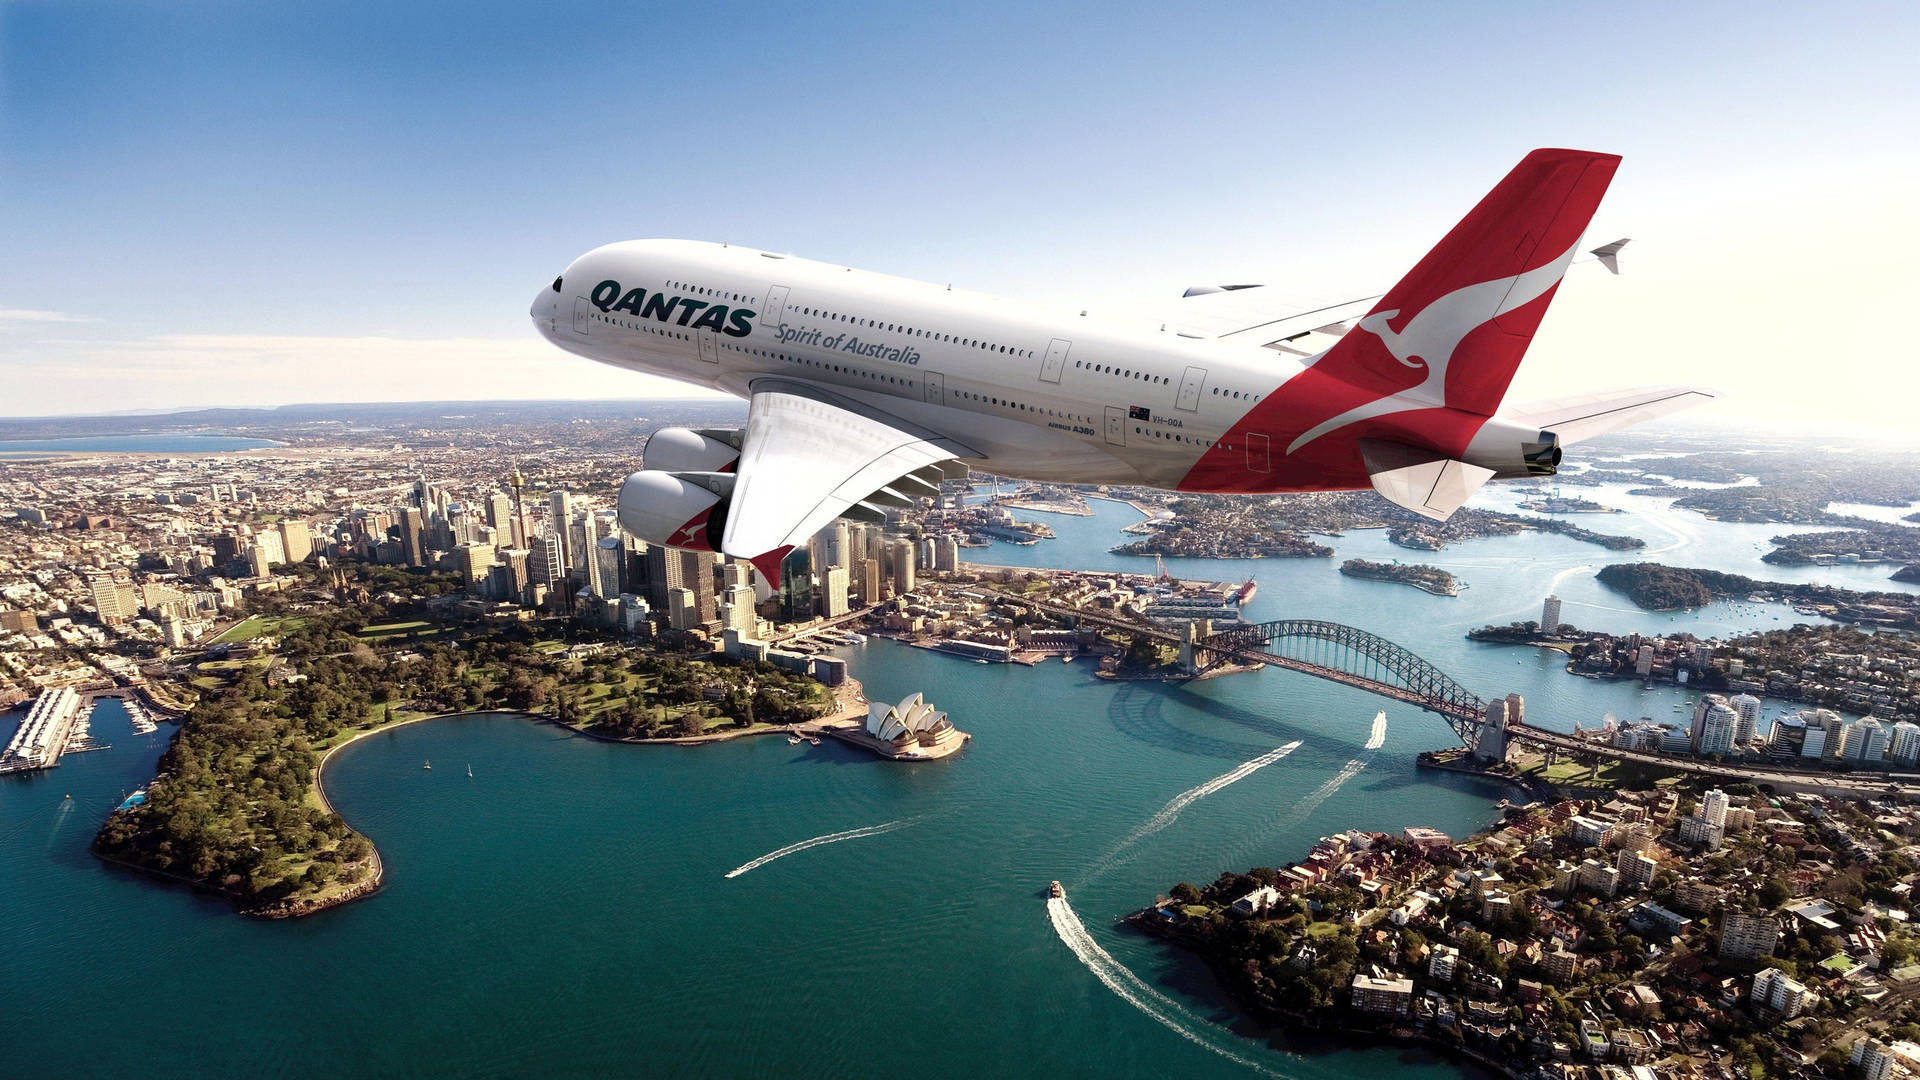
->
[1286, 240, 1581, 454]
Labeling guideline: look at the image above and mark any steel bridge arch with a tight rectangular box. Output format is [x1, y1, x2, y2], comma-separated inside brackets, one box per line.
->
[1198, 620, 1489, 739]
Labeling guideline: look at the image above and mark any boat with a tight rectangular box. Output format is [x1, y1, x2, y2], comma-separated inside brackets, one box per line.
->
[1233, 578, 1258, 605]
[423, 760, 432, 770]
[1048, 880, 1065, 899]
[466, 764, 473, 778]
[787, 735, 803, 745]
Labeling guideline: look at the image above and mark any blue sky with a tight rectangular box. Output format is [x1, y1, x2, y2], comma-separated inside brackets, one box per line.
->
[4, 2, 1917, 428]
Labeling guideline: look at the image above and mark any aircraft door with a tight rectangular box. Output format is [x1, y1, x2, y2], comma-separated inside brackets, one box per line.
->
[1245, 432, 1271, 473]
[1104, 406, 1126, 447]
[695, 330, 720, 364]
[1176, 365, 1206, 411]
[924, 371, 946, 404]
[572, 297, 591, 335]
[1038, 338, 1071, 384]
[764, 284, 789, 328]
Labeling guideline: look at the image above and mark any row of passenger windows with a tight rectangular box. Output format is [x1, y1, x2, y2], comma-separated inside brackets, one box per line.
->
[1135, 425, 1229, 449]
[953, 389, 1093, 425]
[790, 305, 1033, 357]
[595, 311, 690, 341]
[667, 279, 756, 305]
[1074, 358, 1261, 402]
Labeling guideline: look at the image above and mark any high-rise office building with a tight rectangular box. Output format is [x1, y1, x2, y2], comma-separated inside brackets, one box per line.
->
[679, 548, 717, 626]
[721, 584, 756, 635]
[821, 564, 850, 617]
[87, 570, 137, 626]
[777, 547, 812, 623]
[398, 506, 427, 567]
[458, 542, 497, 589]
[1541, 595, 1562, 634]
[486, 493, 513, 537]
[547, 490, 573, 569]
[594, 535, 625, 598]
[934, 535, 959, 572]
[278, 520, 312, 564]
[826, 521, 851, 571]
[888, 539, 915, 596]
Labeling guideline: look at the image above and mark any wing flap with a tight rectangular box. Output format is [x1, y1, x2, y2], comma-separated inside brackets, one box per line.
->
[721, 381, 979, 595]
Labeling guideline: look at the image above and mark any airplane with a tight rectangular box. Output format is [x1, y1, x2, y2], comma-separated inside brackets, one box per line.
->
[529, 148, 1714, 596]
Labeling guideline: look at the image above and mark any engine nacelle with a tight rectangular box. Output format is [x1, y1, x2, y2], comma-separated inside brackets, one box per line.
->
[1463, 418, 1561, 479]
[616, 470, 733, 551]
[642, 427, 742, 473]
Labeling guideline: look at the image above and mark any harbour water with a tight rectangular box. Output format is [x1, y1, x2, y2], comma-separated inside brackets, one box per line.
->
[1, 487, 1909, 1077]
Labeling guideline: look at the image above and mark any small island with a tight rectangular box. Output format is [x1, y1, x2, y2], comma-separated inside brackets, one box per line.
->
[1339, 559, 1459, 596]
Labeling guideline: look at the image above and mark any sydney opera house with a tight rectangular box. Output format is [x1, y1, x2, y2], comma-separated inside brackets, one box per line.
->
[853, 692, 969, 760]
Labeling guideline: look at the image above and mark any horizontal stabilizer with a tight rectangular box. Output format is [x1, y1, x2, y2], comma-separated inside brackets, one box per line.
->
[1358, 439, 1495, 522]
[1502, 385, 1718, 446]
[1589, 238, 1629, 274]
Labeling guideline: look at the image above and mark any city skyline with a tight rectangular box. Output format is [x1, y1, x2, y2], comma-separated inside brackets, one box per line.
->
[5, 4, 1918, 430]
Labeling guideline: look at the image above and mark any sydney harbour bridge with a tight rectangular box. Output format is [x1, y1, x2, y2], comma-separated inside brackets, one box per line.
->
[990, 591, 1920, 795]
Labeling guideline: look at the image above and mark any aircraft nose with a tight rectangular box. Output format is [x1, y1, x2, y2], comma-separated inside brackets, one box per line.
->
[531, 286, 557, 332]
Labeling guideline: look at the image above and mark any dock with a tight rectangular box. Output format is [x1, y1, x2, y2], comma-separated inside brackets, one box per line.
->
[0, 687, 85, 775]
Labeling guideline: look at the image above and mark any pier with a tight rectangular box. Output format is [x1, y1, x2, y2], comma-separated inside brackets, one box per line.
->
[0, 687, 85, 775]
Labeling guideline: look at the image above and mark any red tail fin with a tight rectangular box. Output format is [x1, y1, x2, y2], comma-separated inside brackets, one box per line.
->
[1350, 149, 1620, 416]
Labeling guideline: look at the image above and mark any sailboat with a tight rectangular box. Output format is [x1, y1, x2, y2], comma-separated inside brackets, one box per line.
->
[466, 763, 473, 778]
[423, 760, 432, 770]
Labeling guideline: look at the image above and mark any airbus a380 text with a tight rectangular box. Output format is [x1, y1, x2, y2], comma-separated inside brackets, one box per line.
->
[530, 149, 1713, 592]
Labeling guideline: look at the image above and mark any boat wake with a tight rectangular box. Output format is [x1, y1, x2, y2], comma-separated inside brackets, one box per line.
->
[1131, 740, 1301, 845]
[1089, 741, 1301, 878]
[724, 818, 917, 879]
[1046, 897, 1281, 1076]
[1291, 711, 1387, 820]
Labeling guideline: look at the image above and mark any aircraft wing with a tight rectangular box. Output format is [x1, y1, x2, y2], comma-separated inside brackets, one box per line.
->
[722, 379, 978, 597]
[1168, 239, 1630, 352]
[1170, 288, 1382, 354]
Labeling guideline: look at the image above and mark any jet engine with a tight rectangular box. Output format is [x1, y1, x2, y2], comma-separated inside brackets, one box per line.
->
[615, 470, 733, 551]
[641, 427, 742, 473]
[1461, 419, 1561, 479]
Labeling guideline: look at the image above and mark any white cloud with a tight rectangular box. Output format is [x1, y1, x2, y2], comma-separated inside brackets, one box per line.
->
[10, 331, 727, 416]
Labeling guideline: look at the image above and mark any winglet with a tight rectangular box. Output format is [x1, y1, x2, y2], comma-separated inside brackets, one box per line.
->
[1590, 238, 1630, 274]
[1358, 439, 1495, 521]
[748, 546, 792, 603]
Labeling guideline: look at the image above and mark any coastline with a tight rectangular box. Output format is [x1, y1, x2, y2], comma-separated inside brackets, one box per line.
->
[289, 678, 876, 918]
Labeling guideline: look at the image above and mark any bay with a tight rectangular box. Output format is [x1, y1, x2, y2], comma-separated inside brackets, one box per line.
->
[0, 483, 1898, 1077]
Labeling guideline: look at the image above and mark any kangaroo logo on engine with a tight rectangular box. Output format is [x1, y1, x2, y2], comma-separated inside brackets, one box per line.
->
[590, 280, 755, 338]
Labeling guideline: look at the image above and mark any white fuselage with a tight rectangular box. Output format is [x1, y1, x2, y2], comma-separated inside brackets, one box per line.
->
[530, 239, 1308, 489]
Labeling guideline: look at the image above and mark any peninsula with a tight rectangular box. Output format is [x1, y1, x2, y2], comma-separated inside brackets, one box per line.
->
[1134, 784, 1920, 1080]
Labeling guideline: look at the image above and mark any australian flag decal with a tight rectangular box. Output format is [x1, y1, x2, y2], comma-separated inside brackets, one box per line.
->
[1128, 405, 1151, 421]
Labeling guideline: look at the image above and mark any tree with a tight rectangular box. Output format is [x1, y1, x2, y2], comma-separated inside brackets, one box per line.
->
[1171, 882, 1202, 904]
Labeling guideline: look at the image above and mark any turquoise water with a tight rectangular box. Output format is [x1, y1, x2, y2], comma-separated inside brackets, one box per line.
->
[0, 489, 1903, 1077]
[0, 433, 283, 455]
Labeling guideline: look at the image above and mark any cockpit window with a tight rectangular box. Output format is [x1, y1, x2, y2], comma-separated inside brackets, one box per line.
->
[551, 276, 563, 293]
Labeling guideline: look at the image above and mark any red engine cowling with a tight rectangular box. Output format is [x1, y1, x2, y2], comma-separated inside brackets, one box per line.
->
[615, 471, 731, 552]
[641, 428, 741, 473]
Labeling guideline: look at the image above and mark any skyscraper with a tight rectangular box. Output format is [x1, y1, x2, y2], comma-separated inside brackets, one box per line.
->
[1728, 693, 1762, 748]
[888, 538, 915, 596]
[547, 490, 572, 570]
[398, 506, 427, 567]
[278, 519, 312, 564]
[679, 549, 717, 627]
[821, 564, 850, 617]
[594, 535, 625, 598]
[1541, 595, 1562, 634]
[486, 492, 513, 537]
[777, 547, 812, 623]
